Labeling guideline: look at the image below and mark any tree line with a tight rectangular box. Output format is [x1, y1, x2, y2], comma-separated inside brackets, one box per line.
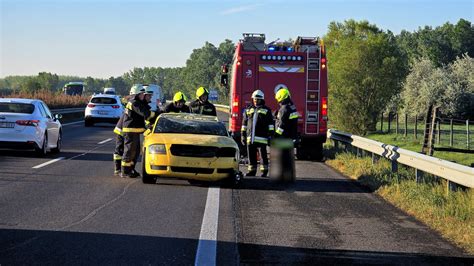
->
[0, 19, 472, 134]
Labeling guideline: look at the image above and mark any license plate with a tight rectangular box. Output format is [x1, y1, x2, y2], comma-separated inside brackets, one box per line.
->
[0, 122, 15, 128]
[98, 111, 109, 115]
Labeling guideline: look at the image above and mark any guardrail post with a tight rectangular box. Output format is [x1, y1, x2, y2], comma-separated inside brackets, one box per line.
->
[447, 180, 458, 193]
[333, 139, 339, 149]
[380, 113, 384, 132]
[450, 119, 453, 147]
[414, 115, 418, 139]
[415, 169, 423, 183]
[467, 120, 470, 150]
[371, 152, 378, 164]
[391, 160, 398, 173]
[404, 113, 408, 137]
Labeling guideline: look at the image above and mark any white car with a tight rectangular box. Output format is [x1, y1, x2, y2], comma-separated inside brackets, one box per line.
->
[143, 84, 165, 111]
[0, 98, 62, 156]
[84, 94, 124, 127]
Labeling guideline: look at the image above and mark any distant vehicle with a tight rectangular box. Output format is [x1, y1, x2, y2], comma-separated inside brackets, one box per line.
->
[103, 87, 116, 95]
[63, 82, 85, 96]
[84, 94, 123, 127]
[143, 84, 165, 110]
[229, 33, 328, 160]
[141, 113, 242, 185]
[0, 98, 62, 156]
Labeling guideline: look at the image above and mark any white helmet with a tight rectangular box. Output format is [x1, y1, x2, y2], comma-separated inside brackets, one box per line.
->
[251, 90, 264, 100]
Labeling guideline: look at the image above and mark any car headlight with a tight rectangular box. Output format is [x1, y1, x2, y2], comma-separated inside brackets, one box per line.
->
[148, 144, 166, 154]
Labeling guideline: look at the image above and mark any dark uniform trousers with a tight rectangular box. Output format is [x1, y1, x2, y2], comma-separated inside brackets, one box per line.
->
[247, 143, 269, 172]
[122, 132, 141, 174]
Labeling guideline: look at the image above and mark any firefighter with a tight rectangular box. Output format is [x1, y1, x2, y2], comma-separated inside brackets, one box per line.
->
[121, 84, 155, 178]
[164, 91, 191, 113]
[144, 86, 159, 130]
[113, 113, 125, 176]
[274, 88, 299, 141]
[190, 86, 217, 116]
[241, 90, 274, 177]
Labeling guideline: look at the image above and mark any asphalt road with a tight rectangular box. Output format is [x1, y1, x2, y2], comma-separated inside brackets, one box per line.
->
[0, 113, 472, 265]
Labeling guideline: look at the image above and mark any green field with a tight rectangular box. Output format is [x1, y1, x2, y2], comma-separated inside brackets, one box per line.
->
[366, 132, 474, 167]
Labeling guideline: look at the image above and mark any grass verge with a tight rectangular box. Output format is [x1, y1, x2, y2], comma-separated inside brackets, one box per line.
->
[324, 145, 474, 254]
[3, 90, 89, 109]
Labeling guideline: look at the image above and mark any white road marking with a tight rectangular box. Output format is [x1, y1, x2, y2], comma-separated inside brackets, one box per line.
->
[195, 187, 220, 266]
[32, 157, 65, 169]
[62, 121, 83, 126]
[97, 138, 113, 145]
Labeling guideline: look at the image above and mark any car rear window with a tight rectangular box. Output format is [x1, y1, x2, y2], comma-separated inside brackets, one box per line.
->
[154, 116, 228, 136]
[0, 103, 35, 114]
[91, 97, 117, 104]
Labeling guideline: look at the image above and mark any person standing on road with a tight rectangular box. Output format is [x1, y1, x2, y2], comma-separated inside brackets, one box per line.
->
[113, 113, 125, 176]
[164, 92, 191, 113]
[189, 86, 217, 116]
[241, 90, 274, 177]
[274, 87, 299, 141]
[121, 84, 155, 178]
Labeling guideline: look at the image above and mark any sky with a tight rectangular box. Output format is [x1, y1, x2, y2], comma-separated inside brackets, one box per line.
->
[1, 0, 473, 79]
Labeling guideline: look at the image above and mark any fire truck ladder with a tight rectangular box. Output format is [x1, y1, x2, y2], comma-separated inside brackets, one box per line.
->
[421, 105, 439, 156]
[304, 43, 320, 134]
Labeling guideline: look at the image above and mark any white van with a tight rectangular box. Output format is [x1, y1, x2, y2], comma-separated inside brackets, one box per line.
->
[103, 87, 116, 95]
[143, 84, 165, 111]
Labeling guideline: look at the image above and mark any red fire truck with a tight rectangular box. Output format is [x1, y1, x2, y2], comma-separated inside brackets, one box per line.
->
[228, 33, 328, 160]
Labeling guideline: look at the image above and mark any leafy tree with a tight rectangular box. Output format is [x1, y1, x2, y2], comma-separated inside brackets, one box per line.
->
[37, 72, 59, 91]
[325, 20, 406, 134]
[20, 77, 42, 93]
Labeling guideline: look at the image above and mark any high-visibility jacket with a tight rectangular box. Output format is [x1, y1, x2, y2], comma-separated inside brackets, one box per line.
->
[275, 98, 299, 140]
[164, 102, 191, 113]
[113, 113, 124, 136]
[122, 96, 154, 134]
[189, 99, 217, 116]
[241, 104, 274, 145]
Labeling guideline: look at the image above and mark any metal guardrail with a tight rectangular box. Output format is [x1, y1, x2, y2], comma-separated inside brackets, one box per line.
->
[51, 107, 84, 114]
[328, 129, 474, 189]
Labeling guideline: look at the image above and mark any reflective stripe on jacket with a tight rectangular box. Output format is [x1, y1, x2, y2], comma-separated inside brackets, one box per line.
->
[122, 96, 151, 134]
[241, 104, 274, 145]
[275, 99, 299, 140]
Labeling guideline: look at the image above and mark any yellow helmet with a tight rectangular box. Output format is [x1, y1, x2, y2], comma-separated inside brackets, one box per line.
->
[196, 86, 209, 98]
[275, 88, 290, 103]
[173, 91, 187, 102]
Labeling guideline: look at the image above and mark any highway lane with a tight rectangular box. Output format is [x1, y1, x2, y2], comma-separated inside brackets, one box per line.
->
[0, 113, 472, 264]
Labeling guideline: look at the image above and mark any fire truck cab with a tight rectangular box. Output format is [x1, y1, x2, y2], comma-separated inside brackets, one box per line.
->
[229, 33, 328, 160]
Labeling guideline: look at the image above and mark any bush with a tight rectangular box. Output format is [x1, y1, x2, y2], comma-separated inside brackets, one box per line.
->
[2, 89, 88, 109]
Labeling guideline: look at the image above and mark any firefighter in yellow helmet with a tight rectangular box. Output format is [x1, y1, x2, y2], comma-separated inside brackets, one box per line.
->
[274, 87, 299, 141]
[241, 89, 274, 177]
[190, 86, 217, 116]
[121, 84, 155, 178]
[164, 91, 191, 113]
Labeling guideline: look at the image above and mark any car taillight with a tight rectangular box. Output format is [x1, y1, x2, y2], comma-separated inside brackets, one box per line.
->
[231, 95, 239, 118]
[321, 97, 328, 119]
[112, 105, 120, 109]
[16, 120, 39, 126]
[87, 104, 95, 108]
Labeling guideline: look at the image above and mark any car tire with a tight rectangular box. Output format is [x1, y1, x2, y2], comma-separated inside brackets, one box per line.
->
[84, 119, 93, 127]
[51, 131, 62, 153]
[35, 133, 48, 157]
[141, 149, 156, 184]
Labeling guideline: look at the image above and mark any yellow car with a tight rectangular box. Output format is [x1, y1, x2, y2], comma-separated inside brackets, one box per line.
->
[142, 113, 242, 185]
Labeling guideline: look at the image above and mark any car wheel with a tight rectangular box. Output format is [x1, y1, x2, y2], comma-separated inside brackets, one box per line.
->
[84, 119, 93, 127]
[51, 131, 62, 153]
[141, 149, 156, 184]
[35, 133, 48, 156]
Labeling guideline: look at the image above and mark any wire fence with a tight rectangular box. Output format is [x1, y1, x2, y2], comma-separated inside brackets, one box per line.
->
[377, 113, 472, 150]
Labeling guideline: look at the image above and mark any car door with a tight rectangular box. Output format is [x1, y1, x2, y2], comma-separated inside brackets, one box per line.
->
[39, 102, 59, 147]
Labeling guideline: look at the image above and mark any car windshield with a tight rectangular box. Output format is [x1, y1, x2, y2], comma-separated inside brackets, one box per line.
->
[0, 103, 35, 114]
[154, 115, 228, 136]
[91, 97, 117, 104]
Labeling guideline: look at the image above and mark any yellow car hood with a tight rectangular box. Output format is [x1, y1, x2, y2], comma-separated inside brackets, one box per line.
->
[145, 133, 238, 148]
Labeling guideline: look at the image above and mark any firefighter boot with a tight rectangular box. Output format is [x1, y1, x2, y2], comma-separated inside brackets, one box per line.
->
[260, 165, 269, 177]
[114, 160, 122, 176]
[130, 168, 140, 178]
[246, 165, 257, 177]
[121, 165, 133, 178]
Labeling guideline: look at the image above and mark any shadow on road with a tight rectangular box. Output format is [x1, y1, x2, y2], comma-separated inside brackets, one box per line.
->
[0, 228, 471, 265]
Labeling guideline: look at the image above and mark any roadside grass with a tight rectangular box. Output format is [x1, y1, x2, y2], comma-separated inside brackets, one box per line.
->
[3, 90, 88, 109]
[366, 132, 474, 167]
[324, 145, 474, 254]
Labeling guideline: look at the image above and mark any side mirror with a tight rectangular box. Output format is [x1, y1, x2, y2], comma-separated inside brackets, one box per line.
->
[54, 113, 62, 120]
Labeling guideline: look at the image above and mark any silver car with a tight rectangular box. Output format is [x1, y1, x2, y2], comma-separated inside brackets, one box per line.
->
[84, 94, 124, 127]
[0, 98, 62, 156]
